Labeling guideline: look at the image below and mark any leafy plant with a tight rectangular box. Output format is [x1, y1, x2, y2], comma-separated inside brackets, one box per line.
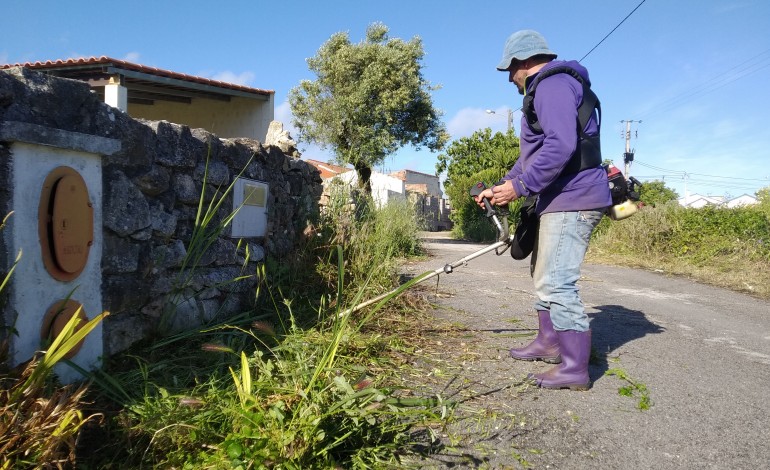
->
[605, 368, 652, 411]
[0, 304, 108, 467]
[437, 128, 521, 241]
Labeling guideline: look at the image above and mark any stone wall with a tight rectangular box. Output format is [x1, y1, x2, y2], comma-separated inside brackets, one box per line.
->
[0, 67, 323, 356]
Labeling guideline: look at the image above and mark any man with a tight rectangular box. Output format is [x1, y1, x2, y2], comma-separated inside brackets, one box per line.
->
[474, 30, 612, 390]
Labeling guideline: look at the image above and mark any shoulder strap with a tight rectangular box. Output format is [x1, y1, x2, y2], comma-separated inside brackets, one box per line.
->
[522, 66, 603, 173]
[523, 66, 600, 134]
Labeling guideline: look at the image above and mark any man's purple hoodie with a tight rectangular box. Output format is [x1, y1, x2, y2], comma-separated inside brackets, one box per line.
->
[501, 60, 612, 214]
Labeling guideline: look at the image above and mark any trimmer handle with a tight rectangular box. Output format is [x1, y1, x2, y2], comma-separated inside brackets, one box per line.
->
[469, 182, 496, 218]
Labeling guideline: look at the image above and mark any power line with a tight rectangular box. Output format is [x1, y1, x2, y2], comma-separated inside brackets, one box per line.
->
[636, 160, 769, 183]
[579, 0, 647, 63]
[633, 159, 770, 194]
[637, 48, 770, 120]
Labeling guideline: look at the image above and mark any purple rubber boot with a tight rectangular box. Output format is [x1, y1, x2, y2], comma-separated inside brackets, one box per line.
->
[532, 330, 592, 391]
[509, 310, 561, 364]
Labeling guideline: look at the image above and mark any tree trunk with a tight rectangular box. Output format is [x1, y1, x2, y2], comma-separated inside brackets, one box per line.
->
[354, 162, 372, 195]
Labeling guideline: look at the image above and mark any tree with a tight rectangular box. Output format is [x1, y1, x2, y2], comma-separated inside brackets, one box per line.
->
[435, 127, 520, 189]
[637, 180, 679, 206]
[436, 128, 520, 241]
[756, 185, 770, 218]
[289, 23, 448, 193]
[756, 186, 770, 204]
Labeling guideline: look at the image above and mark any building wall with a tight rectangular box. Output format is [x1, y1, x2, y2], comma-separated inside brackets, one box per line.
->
[391, 169, 443, 199]
[130, 94, 274, 142]
[337, 171, 405, 208]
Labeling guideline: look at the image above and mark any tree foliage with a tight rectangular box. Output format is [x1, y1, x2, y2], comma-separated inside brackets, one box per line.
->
[756, 186, 770, 204]
[437, 128, 520, 241]
[756, 185, 770, 218]
[289, 23, 448, 192]
[638, 180, 679, 206]
[435, 127, 520, 189]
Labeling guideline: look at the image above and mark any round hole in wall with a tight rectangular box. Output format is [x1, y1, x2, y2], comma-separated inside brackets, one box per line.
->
[40, 299, 89, 359]
[38, 167, 94, 281]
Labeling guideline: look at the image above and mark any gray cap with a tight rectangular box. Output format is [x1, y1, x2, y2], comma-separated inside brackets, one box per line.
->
[496, 30, 557, 71]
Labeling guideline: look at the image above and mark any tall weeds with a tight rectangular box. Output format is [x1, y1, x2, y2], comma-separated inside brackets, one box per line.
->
[81, 181, 447, 468]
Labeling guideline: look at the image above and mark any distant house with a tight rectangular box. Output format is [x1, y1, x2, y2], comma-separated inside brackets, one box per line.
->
[305, 160, 452, 231]
[337, 170, 406, 209]
[305, 159, 352, 179]
[679, 193, 758, 208]
[389, 169, 443, 199]
[725, 194, 759, 208]
[389, 169, 452, 231]
[1, 56, 275, 141]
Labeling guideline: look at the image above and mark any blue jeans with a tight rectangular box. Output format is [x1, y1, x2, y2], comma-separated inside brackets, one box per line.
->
[531, 210, 605, 332]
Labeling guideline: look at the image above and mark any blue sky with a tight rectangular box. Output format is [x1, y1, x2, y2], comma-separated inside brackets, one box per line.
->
[3, 0, 769, 199]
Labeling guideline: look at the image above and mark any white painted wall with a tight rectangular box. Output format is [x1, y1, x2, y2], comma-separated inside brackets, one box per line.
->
[129, 94, 274, 141]
[338, 171, 405, 208]
[8, 142, 104, 382]
[397, 169, 443, 198]
[104, 83, 128, 111]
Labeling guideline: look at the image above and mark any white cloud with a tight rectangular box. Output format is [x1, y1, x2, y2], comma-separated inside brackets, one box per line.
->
[274, 100, 293, 128]
[211, 70, 255, 86]
[446, 107, 520, 139]
[122, 51, 141, 63]
[0, 51, 8, 64]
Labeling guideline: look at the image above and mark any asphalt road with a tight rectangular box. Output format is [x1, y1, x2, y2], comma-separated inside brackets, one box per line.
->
[403, 232, 770, 469]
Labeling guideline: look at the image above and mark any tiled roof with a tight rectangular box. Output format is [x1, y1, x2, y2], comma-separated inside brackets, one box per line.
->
[305, 159, 352, 179]
[1, 56, 273, 96]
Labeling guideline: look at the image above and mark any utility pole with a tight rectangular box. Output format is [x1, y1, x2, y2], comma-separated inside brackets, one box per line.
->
[621, 120, 642, 176]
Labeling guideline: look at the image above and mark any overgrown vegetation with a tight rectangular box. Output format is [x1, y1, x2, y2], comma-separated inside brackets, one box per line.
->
[90, 184, 442, 468]
[0, 166, 446, 468]
[589, 201, 770, 299]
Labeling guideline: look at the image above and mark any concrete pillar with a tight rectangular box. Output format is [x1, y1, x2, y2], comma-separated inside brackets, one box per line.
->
[0, 121, 120, 383]
[104, 76, 128, 111]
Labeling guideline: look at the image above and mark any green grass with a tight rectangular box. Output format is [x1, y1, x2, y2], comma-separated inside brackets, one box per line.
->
[588, 202, 770, 299]
[72, 184, 450, 468]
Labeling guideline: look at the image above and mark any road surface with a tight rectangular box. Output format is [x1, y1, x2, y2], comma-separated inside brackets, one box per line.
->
[402, 232, 770, 469]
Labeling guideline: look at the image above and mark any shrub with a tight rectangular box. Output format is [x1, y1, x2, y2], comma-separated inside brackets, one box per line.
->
[445, 168, 514, 242]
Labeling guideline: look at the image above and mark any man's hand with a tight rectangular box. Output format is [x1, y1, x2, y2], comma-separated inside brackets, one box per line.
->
[474, 180, 518, 209]
[490, 180, 518, 205]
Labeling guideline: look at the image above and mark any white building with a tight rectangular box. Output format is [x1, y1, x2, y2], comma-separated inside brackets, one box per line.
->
[726, 194, 759, 208]
[679, 193, 758, 208]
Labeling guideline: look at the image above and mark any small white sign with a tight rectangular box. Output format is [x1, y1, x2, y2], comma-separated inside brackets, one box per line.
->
[231, 178, 268, 238]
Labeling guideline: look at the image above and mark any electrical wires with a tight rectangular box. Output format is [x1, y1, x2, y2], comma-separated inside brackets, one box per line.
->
[634, 160, 770, 194]
[579, 0, 647, 63]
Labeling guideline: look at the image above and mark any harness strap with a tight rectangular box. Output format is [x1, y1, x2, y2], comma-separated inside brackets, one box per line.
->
[523, 66, 603, 174]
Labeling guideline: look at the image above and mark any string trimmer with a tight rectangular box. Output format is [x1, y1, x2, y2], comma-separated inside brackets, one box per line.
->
[339, 182, 514, 317]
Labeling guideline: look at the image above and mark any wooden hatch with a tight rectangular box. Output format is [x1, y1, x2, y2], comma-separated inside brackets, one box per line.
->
[38, 167, 94, 281]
